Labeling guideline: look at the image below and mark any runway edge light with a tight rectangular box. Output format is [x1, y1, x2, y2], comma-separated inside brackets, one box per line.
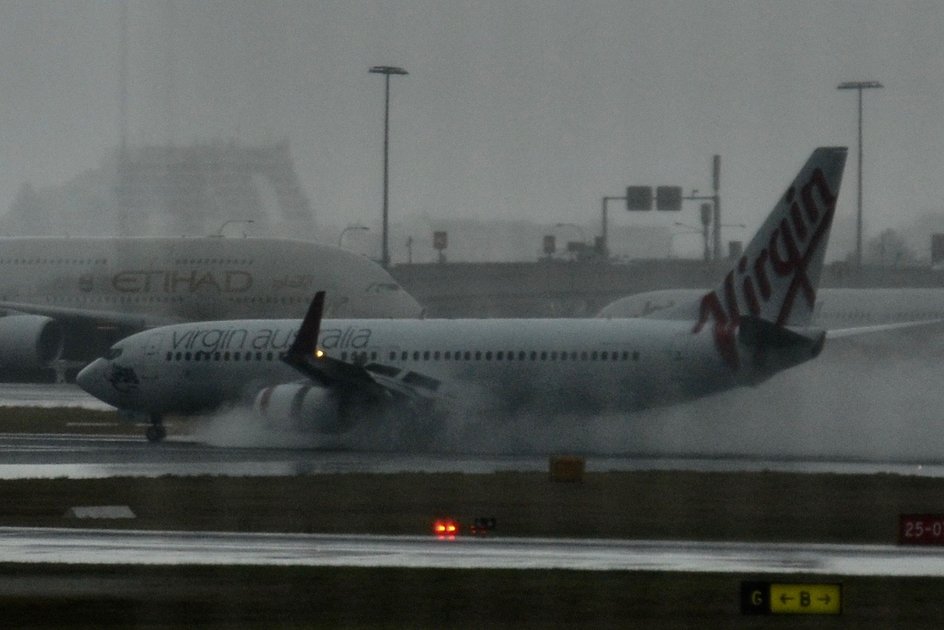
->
[433, 518, 459, 539]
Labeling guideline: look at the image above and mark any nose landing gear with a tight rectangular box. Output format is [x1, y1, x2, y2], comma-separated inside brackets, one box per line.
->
[145, 413, 167, 443]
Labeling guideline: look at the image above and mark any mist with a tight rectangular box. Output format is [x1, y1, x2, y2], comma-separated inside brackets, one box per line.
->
[1, 3, 943, 261]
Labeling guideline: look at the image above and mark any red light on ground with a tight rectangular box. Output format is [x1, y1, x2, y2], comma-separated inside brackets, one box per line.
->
[433, 519, 459, 539]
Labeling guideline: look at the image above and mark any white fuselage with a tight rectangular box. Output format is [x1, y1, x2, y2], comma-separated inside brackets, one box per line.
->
[78, 316, 749, 417]
[0, 236, 420, 322]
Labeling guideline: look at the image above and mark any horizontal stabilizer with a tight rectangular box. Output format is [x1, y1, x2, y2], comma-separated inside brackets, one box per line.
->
[737, 315, 825, 377]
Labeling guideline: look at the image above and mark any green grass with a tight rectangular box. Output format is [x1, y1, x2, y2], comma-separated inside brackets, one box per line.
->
[0, 470, 939, 543]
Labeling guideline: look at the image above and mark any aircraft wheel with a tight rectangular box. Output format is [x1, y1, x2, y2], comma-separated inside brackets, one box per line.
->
[145, 417, 167, 443]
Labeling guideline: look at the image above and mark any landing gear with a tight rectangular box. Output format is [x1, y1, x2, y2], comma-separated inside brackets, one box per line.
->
[145, 414, 167, 443]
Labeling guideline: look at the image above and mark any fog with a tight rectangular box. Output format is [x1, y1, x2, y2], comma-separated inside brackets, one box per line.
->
[0, 3, 943, 260]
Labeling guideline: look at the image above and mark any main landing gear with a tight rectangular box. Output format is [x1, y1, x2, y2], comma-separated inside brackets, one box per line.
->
[145, 413, 167, 443]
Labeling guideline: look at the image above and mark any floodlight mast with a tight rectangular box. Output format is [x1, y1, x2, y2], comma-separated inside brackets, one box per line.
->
[837, 80, 883, 269]
[370, 65, 409, 269]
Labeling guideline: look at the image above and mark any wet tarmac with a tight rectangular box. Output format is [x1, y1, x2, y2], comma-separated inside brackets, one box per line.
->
[1, 432, 944, 479]
[3, 526, 943, 575]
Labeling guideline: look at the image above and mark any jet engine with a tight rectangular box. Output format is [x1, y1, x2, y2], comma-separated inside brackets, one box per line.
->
[0, 315, 64, 369]
[253, 383, 347, 434]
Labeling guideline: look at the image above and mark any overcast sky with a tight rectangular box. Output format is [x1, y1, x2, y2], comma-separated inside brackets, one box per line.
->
[0, 1, 941, 259]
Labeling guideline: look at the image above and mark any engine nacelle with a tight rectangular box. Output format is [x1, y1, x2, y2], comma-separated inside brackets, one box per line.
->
[0, 315, 64, 369]
[253, 383, 345, 434]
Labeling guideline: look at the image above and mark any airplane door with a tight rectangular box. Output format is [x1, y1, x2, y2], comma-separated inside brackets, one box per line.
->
[138, 332, 164, 381]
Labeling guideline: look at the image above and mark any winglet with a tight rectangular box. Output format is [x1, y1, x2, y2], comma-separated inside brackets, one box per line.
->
[287, 291, 325, 360]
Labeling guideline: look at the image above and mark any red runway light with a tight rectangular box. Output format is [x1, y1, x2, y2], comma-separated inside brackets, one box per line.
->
[433, 519, 459, 538]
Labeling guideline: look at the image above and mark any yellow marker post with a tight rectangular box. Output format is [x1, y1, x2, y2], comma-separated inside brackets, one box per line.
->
[769, 583, 842, 615]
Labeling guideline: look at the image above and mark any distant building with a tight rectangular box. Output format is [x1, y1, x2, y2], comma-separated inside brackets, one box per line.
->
[1, 140, 316, 239]
[362, 216, 672, 264]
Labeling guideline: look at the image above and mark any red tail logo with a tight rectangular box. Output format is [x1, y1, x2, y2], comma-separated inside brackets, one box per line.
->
[692, 167, 838, 366]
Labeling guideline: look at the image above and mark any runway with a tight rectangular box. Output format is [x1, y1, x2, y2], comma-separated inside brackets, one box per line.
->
[3, 384, 944, 479]
[3, 432, 944, 478]
[0, 383, 109, 409]
[2, 526, 943, 575]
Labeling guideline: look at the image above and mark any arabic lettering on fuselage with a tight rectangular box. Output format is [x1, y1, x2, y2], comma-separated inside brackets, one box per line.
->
[169, 325, 372, 352]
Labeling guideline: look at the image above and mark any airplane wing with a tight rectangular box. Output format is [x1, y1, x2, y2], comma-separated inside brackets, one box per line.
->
[826, 318, 944, 339]
[283, 292, 443, 409]
[0, 300, 182, 330]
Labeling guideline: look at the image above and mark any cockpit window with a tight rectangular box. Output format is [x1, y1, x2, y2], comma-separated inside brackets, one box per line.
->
[105, 347, 123, 360]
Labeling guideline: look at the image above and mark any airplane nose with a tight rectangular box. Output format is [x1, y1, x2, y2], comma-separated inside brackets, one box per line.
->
[76, 359, 109, 402]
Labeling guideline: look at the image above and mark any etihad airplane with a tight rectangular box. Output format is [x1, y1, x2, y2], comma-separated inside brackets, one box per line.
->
[78, 147, 847, 442]
[0, 236, 421, 378]
[598, 287, 944, 330]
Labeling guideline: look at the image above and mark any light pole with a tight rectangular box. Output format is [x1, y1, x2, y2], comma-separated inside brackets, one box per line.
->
[370, 65, 408, 269]
[838, 80, 883, 269]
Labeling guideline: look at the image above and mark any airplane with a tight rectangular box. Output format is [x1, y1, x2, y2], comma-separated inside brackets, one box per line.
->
[598, 287, 944, 330]
[0, 236, 421, 379]
[77, 147, 847, 443]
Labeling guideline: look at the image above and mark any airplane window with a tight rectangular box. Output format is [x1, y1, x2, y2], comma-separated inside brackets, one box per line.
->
[371, 352, 377, 361]
[475, 351, 481, 360]
[423, 351, 430, 361]
[496, 351, 504, 360]
[463, 351, 471, 360]
[560, 352, 567, 362]
[601, 351, 608, 360]
[485, 351, 492, 360]
[591, 351, 598, 361]
[266, 352, 273, 361]
[581, 351, 588, 361]
[413, 351, 419, 361]
[224, 352, 230, 361]
[518, 351, 526, 360]
[433, 351, 440, 360]
[214, 352, 221, 361]
[530, 351, 537, 361]
[184, 352, 191, 361]
[175, 352, 182, 361]
[165, 352, 172, 361]
[550, 351, 557, 360]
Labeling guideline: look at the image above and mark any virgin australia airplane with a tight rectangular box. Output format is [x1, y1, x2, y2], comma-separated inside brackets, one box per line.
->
[78, 148, 847, 442]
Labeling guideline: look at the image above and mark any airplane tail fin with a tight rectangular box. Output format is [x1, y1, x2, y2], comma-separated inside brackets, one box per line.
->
[664, 147, 847, 330]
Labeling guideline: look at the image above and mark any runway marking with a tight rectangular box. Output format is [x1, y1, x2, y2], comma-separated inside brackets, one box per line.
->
[1, 527, 944, 576]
